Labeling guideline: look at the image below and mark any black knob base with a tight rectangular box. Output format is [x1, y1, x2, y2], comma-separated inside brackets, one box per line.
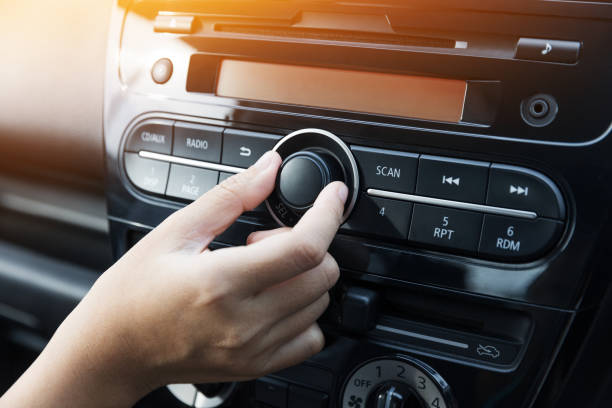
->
[266, 129, 359, 227]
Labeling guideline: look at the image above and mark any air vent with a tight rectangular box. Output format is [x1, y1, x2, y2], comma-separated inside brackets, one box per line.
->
[214, 24, 458, 49]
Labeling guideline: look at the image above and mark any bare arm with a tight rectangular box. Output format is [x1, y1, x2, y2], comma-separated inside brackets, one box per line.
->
[0, 151, 348, 408]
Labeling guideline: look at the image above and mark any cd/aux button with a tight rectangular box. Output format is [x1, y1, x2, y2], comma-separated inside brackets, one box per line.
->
[126, 119, 173, 155]
[351, 146, 418, 194]
[409, 204, 483, 252]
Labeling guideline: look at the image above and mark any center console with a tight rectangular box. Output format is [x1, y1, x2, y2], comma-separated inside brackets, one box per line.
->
[103, 1, 612, 407]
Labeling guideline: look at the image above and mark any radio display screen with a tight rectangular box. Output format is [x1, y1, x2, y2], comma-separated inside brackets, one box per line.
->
[216, 59, 467, 123]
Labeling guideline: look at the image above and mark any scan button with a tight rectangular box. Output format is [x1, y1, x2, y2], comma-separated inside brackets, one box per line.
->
[351, 146, 418, 194]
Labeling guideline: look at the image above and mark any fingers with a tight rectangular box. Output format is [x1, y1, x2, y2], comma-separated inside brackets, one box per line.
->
[206, 182, 348, 294]
[254, 253, 338, 321]
[259, 324, 325, 375]
[258, 293, 329, 352]
[246, 227, 290, 245]
[158, 151, 282, 251]
[291, 181, 348, 252]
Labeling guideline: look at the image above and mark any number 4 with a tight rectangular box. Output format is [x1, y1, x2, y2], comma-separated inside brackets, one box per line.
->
[379, 207, 386, 216]
[431, 397, 440, 408]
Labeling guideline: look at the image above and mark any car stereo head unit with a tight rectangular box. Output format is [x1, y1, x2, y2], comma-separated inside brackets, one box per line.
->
[103, 1, 612, 407]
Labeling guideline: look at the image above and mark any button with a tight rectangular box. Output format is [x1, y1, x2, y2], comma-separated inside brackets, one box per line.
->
[515, 38, 580, 64]
[173, 122, 222, 162]
[222, 129, 280, 168]
[343, 195, 412, 239]
[486, 164, 565, 219]
[154, 14, 195, 34]
[126, 119, 173, 154]
[166, 164, 218, 201]
[279, 153, 327, 208]
[340, 287, 380, 333]
[479, 215, 563, 260]
[416, 155, 489, 203]
[351, 146, 418, 194]
[151, 58, 173, 84]
[124, 153, 169, 194]
[409, 204, 482, 252]
[218, 172, 233, 184]
[288, 385, 329, 408]
[166, 384, 197, 406]
[255, 378, 287, 408]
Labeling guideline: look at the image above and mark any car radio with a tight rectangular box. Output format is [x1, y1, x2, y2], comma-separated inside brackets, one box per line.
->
[103, 1, 612, 407]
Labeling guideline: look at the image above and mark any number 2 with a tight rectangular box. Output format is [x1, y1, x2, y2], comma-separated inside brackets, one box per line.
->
[396, 365, 406, 379]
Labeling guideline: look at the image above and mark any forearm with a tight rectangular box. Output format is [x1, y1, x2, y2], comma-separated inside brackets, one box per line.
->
[0, 295, 153, 408]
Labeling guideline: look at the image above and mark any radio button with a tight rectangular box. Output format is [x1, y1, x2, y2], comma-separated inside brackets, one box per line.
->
[166, 164, 218, 201]
[479, 215, 563, 260]
[409, 204, 483, 252]
[173, 122, 222, 163]
[126, 119, 173, 154]
[416, 155, 489, 203]
[351, 146, 418, 194]
[124, 153, 169, 195]
[486, 164, 565, 219]
[222, 129, 280, 168]
[343, 196, 412, 239]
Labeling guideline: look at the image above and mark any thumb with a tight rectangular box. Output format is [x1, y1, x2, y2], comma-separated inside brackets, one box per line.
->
[159, 151, 282, 251]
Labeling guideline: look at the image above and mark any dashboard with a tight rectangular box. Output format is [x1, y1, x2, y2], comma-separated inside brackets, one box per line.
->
[2, 1, 612, 407]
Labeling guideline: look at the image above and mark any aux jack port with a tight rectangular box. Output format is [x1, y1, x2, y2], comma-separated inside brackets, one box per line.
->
[520, 93, 558, 127]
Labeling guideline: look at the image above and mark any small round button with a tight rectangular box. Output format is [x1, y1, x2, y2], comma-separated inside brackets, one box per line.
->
[151, 58, 173, 84]
[278, 152, 328, 209]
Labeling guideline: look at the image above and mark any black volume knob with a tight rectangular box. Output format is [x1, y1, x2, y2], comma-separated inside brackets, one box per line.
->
[266, 129, 359, 227]
[278, 150, 345, 210]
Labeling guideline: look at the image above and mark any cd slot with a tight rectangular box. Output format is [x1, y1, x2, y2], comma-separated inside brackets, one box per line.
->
[214, 24, 458, 49]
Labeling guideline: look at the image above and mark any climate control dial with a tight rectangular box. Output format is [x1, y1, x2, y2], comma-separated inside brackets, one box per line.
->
[341, 356, 455, 408]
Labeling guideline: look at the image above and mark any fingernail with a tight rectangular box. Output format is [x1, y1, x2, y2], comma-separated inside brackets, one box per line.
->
[337, 183, 349, 203]
[252, 151, 274, 170]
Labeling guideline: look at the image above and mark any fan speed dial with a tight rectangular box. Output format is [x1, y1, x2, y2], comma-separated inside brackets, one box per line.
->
[341, 356, 455, 408]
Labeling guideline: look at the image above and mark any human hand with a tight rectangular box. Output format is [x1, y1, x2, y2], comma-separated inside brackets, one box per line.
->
[0, 151, 348, 408]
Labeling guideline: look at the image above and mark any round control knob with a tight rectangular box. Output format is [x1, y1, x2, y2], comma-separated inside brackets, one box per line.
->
[341, 356, 455, 408]
[368, 381, 426, 408]
[266, 129, 359, 227]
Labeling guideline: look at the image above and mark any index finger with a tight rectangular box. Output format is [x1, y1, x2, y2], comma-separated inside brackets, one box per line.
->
[207, 181, 348, 293]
